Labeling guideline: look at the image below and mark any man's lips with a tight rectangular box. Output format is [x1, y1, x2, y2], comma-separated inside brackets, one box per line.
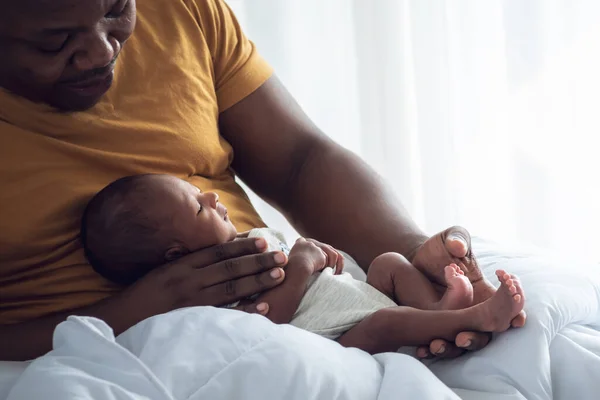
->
[59, 69, 114, 97]
[61, 57, 117, 83]
[62, 66, 114, 88]
[58, 57, 118, 95]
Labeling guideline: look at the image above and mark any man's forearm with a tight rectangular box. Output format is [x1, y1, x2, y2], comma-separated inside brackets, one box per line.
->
[284, 139, 428, 270]
[0, 290, 154, 361]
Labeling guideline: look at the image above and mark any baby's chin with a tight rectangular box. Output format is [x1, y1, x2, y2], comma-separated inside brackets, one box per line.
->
[212, 218, 237, 243]
[227, 225, 238, 241]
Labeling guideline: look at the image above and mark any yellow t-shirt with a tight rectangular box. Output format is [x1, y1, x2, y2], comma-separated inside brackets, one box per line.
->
[0, 0, 272, 324]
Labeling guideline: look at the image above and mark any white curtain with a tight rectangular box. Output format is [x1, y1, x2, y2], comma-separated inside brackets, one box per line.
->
[227, 0, 600, 261]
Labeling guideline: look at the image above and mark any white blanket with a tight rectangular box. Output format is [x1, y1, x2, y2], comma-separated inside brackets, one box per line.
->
[3, 239, 600, 399]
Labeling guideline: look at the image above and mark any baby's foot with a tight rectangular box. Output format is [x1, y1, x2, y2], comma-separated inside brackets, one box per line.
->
[435, 264, 474, 310]
[477, 270, 525, 332]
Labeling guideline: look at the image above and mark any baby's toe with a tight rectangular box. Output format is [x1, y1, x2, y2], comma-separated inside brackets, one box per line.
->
[510, 275, 522, 288]
[496, 269, 510, 282]
[514, 294, 522, 303]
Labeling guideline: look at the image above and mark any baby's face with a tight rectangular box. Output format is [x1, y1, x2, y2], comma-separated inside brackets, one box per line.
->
[145, 175, 238, 253]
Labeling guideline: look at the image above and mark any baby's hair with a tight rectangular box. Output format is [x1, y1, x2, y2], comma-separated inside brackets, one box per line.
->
[81, 174, 174, 285]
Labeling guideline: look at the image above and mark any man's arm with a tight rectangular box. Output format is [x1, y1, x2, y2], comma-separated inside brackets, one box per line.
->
[219, 77, 508, 356]
[219, 75, 505, 359]
[219, 76, 428, 271]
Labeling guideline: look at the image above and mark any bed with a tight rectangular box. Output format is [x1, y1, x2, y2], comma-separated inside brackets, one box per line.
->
[1, 238, 599, 399]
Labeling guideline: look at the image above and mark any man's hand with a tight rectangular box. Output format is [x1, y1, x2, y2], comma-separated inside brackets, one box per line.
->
[289, 238, 345, 275]
[143, 237, 288, 312]
[410, 226, 527, 359]
[0, 237, 287, 361]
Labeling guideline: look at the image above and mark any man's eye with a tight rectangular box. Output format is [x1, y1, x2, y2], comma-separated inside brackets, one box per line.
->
[38, 37, 69, 54]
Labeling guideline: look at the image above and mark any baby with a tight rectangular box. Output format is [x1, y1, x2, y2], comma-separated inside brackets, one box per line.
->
[81, 174, 525, 354]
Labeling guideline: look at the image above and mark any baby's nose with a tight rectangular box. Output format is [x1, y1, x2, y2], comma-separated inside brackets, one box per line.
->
[206, 192, 219, 208]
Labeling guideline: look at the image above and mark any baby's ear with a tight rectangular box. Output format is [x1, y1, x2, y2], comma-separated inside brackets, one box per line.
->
[164, 245, 190, 262]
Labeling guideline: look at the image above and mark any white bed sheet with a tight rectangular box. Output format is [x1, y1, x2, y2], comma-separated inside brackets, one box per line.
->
[1, 238, 599, 399]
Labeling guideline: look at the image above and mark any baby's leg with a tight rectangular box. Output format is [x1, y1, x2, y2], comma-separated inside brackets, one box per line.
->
[367, 253, 439, 309]
[338, 270, 525, 354]
[367, 253, 472, 310]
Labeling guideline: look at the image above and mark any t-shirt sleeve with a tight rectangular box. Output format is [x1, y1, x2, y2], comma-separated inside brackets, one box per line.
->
[187, 0, 274, 112]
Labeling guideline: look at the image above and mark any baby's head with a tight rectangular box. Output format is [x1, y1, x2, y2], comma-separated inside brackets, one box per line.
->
[82, 174, 238, 284]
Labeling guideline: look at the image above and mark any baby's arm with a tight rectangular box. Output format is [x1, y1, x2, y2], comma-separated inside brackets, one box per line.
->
[256, 238, 343, 324]
[254, 254, 314, 324]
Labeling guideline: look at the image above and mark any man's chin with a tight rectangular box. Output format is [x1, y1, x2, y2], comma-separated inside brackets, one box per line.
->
[45, 71, 114, 112]
[50, 85, 112, 112]
[1, 79, 110, 113]
[49, 94, 104, 112]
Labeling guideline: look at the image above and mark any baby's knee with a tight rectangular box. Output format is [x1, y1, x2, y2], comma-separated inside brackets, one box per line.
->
[370, 252, 412, 271]
[367, 252, 412, 282]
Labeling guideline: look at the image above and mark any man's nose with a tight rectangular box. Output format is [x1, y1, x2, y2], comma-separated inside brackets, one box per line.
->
[72, 29, 120, 71]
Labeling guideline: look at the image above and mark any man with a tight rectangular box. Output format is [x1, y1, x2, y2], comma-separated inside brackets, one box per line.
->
[0, 0, 525, 361]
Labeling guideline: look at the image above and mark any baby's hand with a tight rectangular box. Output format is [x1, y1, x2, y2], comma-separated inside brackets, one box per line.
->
[289, 238, 345, 275]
